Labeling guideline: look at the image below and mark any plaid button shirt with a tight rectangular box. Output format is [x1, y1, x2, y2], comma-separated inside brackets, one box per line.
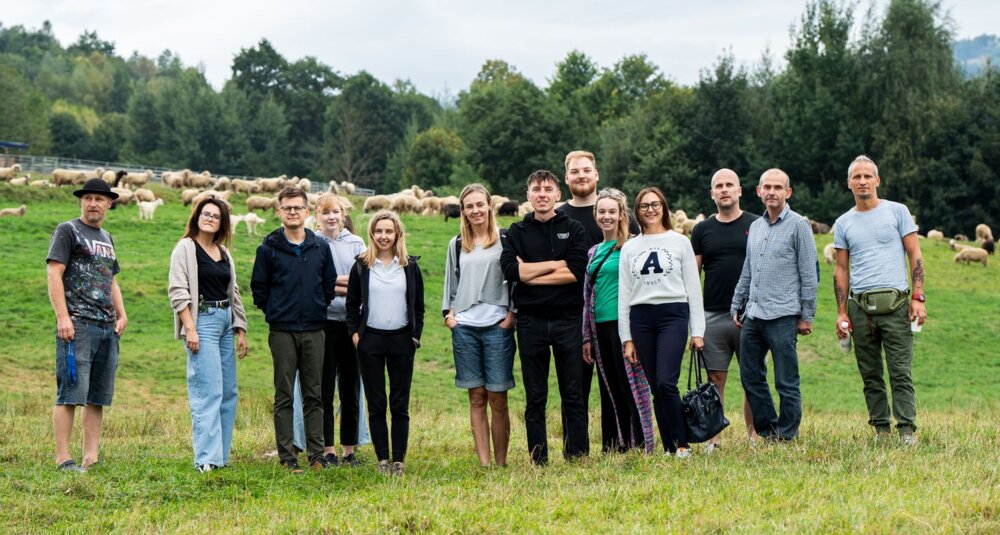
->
[730, 204, 818, 322]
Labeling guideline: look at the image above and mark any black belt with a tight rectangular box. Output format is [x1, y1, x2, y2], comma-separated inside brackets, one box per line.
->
[199, 298, 230, 312]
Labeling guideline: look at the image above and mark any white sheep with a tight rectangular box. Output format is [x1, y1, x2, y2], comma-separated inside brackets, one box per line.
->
[328, 182, 340, 195]
[518, 201, 533, 217]
[181, 189, 201, 206]
[246, 195, 277, 213]
[976, 223, 994, 244]
[297, 178, 312, 192]
[213, 177, 231, 191]
[52, 168, 86, 186]
[340, 181, 356, 195]
[257, 177, 284, 193]
[125, 170, 153, 188]
[101, 169, 117, 186]
[363, 195, 392, 212]
[29, 179, 52, 188]
[0, 205, 26, 217]
[243, 213, 265, 235]
[9, 177, 28, 186]
[823, 243, 836, 264]
[927, 230, 944, 240]
[231, 179, 260, 194]
[111, 187, 135, 206]
[949, 239, 974, 252]
[137, 198, 164, 220]
[134, 188, 157, 203]
[954, 248, 988, 267]
[0, 164, 23, 181]
[186, 172, 214, 189]
[162, 170, 190, 189]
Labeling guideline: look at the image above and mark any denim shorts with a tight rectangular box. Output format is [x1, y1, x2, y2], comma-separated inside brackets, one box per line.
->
[451, 323, 515, 391]
[55, 320, 120, 406]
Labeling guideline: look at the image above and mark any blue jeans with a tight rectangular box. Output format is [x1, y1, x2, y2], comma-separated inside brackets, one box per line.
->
[451, 323, 516, 391]
[184, 308, 238, 467]
[293, 375, 371, 451]
[739, 315, 802, 440]
[55, 319, 119, 406]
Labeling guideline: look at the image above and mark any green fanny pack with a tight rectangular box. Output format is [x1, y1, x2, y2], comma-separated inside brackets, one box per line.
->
[852, 288, 908, 315]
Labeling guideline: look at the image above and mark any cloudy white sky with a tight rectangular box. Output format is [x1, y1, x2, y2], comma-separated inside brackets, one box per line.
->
[4, 1, 998, 96]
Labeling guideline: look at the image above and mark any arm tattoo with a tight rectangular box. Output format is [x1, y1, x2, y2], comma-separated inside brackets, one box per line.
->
[912, 259, 924, 284]
[834, 280, 846, 306]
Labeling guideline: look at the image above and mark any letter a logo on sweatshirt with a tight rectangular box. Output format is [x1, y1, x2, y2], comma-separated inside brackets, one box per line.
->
[640, 251, 663, 275]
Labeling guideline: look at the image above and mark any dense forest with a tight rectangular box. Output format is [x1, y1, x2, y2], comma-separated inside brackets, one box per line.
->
[1, 0, 997, 231]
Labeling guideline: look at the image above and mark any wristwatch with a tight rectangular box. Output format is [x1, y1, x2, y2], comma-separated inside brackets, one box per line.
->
[912, 293, 926, 303]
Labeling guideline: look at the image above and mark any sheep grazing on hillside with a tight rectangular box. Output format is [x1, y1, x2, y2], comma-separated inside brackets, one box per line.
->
[490, 195, 510, 214]
[983, 239, 995, 256]
[186, 171, 214, 189]
[975, 223, 994, 244]
[297, 178, 312, 192]
[390, 195, 421, 214]
[134, 188, 157, 203]
[926, 229, 944, 240]
[823, 243, 836, 265]
[327, 182, 339, 195]
[363, 195, 391, 212]
[0, 164, 23, 181]
[137, 198, 164, 220]
[213, 177, 231, 191]
[111, 187, 135, 207]
[0, 205, 27, 217]
[498, 200, 519, 217]
[518, 201, 532, 217]
[243, 213, 266, 235]
[162, 170, 190, 189]
[257, 176, 284, 193]
[949, 239, 974, 252]
[125, 170, 153, 188]
[954, 247, 988, 267]
[52, 168, 87, 186]
[443, 203, 461, 222]
[340, 181, 356, 195]
[811, 220, 831, 235]
[100, 169, 118, 186]
[29, 179, 52, 188]
[246, 195, 277, 213]
[231, 178, 259, 194]
[421, 197, 442, 215]
[181, 189, 201, 206]
[9, 176, 28, 186]
[213, 190, 234, 202]
[953, 233, 970, 242]
[229, 213, 244, 231]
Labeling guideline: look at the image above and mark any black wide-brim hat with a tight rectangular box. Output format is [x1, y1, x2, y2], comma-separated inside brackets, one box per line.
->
[74, 178, 119, 200]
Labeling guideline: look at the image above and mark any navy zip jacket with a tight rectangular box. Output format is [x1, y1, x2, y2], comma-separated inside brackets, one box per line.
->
[500, 210, 588, 316]
[345, 256, 425, 344]
[251, 228, 337, 331]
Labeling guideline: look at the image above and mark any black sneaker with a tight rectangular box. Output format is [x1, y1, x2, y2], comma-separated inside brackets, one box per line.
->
[340, 453, 361, 467]
[310, 457, 332, 470]
[282, 460, 304, 474]
[324, 453, 340, 466]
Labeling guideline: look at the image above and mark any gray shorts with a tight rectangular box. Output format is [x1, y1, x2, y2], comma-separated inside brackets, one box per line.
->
[701, 311, 740, 372]
[55, 319, 120, 406]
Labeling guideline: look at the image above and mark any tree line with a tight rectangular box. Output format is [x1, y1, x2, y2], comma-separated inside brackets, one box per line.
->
[1, 0, 997, 232]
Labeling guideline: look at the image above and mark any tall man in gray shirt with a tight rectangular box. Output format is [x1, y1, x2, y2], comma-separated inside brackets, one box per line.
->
[730, 169, 818, 441]
[833, 155, 925, 445]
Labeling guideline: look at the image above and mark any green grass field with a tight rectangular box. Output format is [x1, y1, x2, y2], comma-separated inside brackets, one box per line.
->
[0, 183, 997, 533]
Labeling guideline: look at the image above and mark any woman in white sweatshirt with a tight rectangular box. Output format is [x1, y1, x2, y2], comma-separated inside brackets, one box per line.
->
[618, 187, 705, 458]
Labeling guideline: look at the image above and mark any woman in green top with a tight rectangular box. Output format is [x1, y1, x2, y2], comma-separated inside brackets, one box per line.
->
[582, 189, 653, 453]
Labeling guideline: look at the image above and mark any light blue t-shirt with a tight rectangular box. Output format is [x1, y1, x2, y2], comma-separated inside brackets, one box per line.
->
[834, 200, 917, 292]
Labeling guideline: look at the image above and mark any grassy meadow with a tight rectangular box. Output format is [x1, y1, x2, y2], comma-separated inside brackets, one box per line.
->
[0, 183, 997, 533]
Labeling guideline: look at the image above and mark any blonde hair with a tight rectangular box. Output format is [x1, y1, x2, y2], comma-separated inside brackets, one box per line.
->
[458, 183, 499, 253]
[564, 150, 596, 173]
[594, 188, 630, 250]
[361, 210, 409, 267]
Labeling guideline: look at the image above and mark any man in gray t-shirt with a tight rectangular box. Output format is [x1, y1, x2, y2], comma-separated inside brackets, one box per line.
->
[46, 179, 128, 471]
[833, 155, 925, 445]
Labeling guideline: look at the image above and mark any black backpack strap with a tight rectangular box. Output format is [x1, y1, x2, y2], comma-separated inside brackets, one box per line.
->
[453, 235, 462, 280]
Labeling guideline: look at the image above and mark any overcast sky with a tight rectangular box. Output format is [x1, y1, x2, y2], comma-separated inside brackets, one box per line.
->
[5, 1, 998, 97]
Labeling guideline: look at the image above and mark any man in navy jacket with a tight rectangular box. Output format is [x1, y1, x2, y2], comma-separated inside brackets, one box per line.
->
[500, 170, 590, 466]
[251, 187, 337, 472]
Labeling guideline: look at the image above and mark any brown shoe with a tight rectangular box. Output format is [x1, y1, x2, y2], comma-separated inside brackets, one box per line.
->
[377, 460, 391, 475]
[310, 457, 332, 470]
[391, 461, 405, 476]
[282, 460, 304, 474]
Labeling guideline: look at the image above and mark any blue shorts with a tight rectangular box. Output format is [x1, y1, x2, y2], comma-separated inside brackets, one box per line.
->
[55, 320, 120, 406]
[451, 323, 515, 392]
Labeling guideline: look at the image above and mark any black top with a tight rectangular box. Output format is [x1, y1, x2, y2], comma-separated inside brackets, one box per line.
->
[557, 202, 642, 250]
[690, 212, 759, 312]
[195, 242, 231, 302]
[250, 228, 337, 331]
[500, 211, 588, 315]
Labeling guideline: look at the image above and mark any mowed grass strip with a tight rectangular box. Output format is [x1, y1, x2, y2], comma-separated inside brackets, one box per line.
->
[0, 184, 997, 533]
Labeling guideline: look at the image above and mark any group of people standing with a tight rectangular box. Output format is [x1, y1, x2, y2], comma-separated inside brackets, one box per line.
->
[46, 151, 926, 473]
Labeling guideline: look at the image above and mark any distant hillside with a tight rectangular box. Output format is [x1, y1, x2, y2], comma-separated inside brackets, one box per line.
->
[954, 34, 1000, 76]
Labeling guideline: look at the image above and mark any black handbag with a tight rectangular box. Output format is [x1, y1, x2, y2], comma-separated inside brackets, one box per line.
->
[682, 349, 730, 443]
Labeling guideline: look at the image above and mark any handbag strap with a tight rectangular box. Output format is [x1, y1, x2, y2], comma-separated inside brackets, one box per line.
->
[687, 348, 705, 390]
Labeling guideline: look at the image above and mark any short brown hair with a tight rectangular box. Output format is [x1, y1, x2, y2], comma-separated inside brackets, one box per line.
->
[634, 187, 672, 231]
[183, 197, 232, 246]
[277, 186, 308, 206]
[526, 170, 559, 188]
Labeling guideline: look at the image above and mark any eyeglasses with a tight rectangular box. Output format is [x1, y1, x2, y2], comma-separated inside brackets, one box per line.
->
[199, 212, 222, 222]
[638, 201, 663, 212]
[280, 206, 307, 214]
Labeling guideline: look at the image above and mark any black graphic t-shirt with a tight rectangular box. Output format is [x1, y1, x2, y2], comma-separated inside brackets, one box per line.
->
[47, 219, 120, 323]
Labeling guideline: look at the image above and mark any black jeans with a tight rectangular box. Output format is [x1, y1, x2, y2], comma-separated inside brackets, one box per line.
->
[596, 321, 644, 452]
[515, 312, 589, 465]
[323, 320, 361, 447]
[269, 329, 325, 464]
[357, 327, 415, 463]
[629, 303, 690, 452]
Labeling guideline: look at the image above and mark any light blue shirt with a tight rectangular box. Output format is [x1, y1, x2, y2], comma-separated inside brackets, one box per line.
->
[833, 200, 917, 292]
[730, 204, 819, 322]
[320, 229, 366, 321]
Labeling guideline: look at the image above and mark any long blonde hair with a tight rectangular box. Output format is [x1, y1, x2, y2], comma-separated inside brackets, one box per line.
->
[458, 183, 499, 252]
[360, 210, 409, 267]
[594, 188, 630, 250]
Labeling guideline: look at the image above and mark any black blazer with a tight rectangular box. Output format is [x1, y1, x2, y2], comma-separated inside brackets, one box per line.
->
[345, 256, 425, 344]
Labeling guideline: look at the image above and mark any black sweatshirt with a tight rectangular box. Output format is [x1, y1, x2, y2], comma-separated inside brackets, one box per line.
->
[250, 228, 337, 331]
[500, 210, 588, 316]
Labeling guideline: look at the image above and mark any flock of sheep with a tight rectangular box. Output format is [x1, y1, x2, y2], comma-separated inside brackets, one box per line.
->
[820, 224, 995, 267]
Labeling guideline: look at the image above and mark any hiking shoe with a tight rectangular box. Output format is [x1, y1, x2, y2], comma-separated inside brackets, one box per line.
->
[57, 460, 85, 472]
[391, 462, 405, 476]
[282, 460, 304, 474]
[676, 448, 691, 460]
[340, 453, 361, 467]
[376, 460, 391, 475]
[196, 464, 214, 473]
[310, 457, 332, 470]
[324, 453, 340, 466]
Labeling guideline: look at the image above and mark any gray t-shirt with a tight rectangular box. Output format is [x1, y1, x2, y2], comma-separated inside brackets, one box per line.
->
[46, 219, 121, 323]
[834, 200, 917, 292]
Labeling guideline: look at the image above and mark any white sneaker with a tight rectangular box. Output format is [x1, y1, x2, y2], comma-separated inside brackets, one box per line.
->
[675, 448, 691, 459]
[901, 433, 918, 447]
[196, 464, 213, 473]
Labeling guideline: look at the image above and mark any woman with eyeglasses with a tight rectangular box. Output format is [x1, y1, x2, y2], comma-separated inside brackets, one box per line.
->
[582, 189, 654, 454]
[168, 198, 249, 473]
[442, 184, 515, 467]
[346, 210, 424, 476]
[618, 187, 705, 458]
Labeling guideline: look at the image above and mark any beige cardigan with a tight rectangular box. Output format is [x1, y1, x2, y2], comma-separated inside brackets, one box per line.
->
[168, 238, 248, 340]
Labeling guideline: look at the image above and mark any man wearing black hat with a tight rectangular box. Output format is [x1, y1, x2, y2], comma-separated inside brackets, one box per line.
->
[46, 178, 128, 472]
